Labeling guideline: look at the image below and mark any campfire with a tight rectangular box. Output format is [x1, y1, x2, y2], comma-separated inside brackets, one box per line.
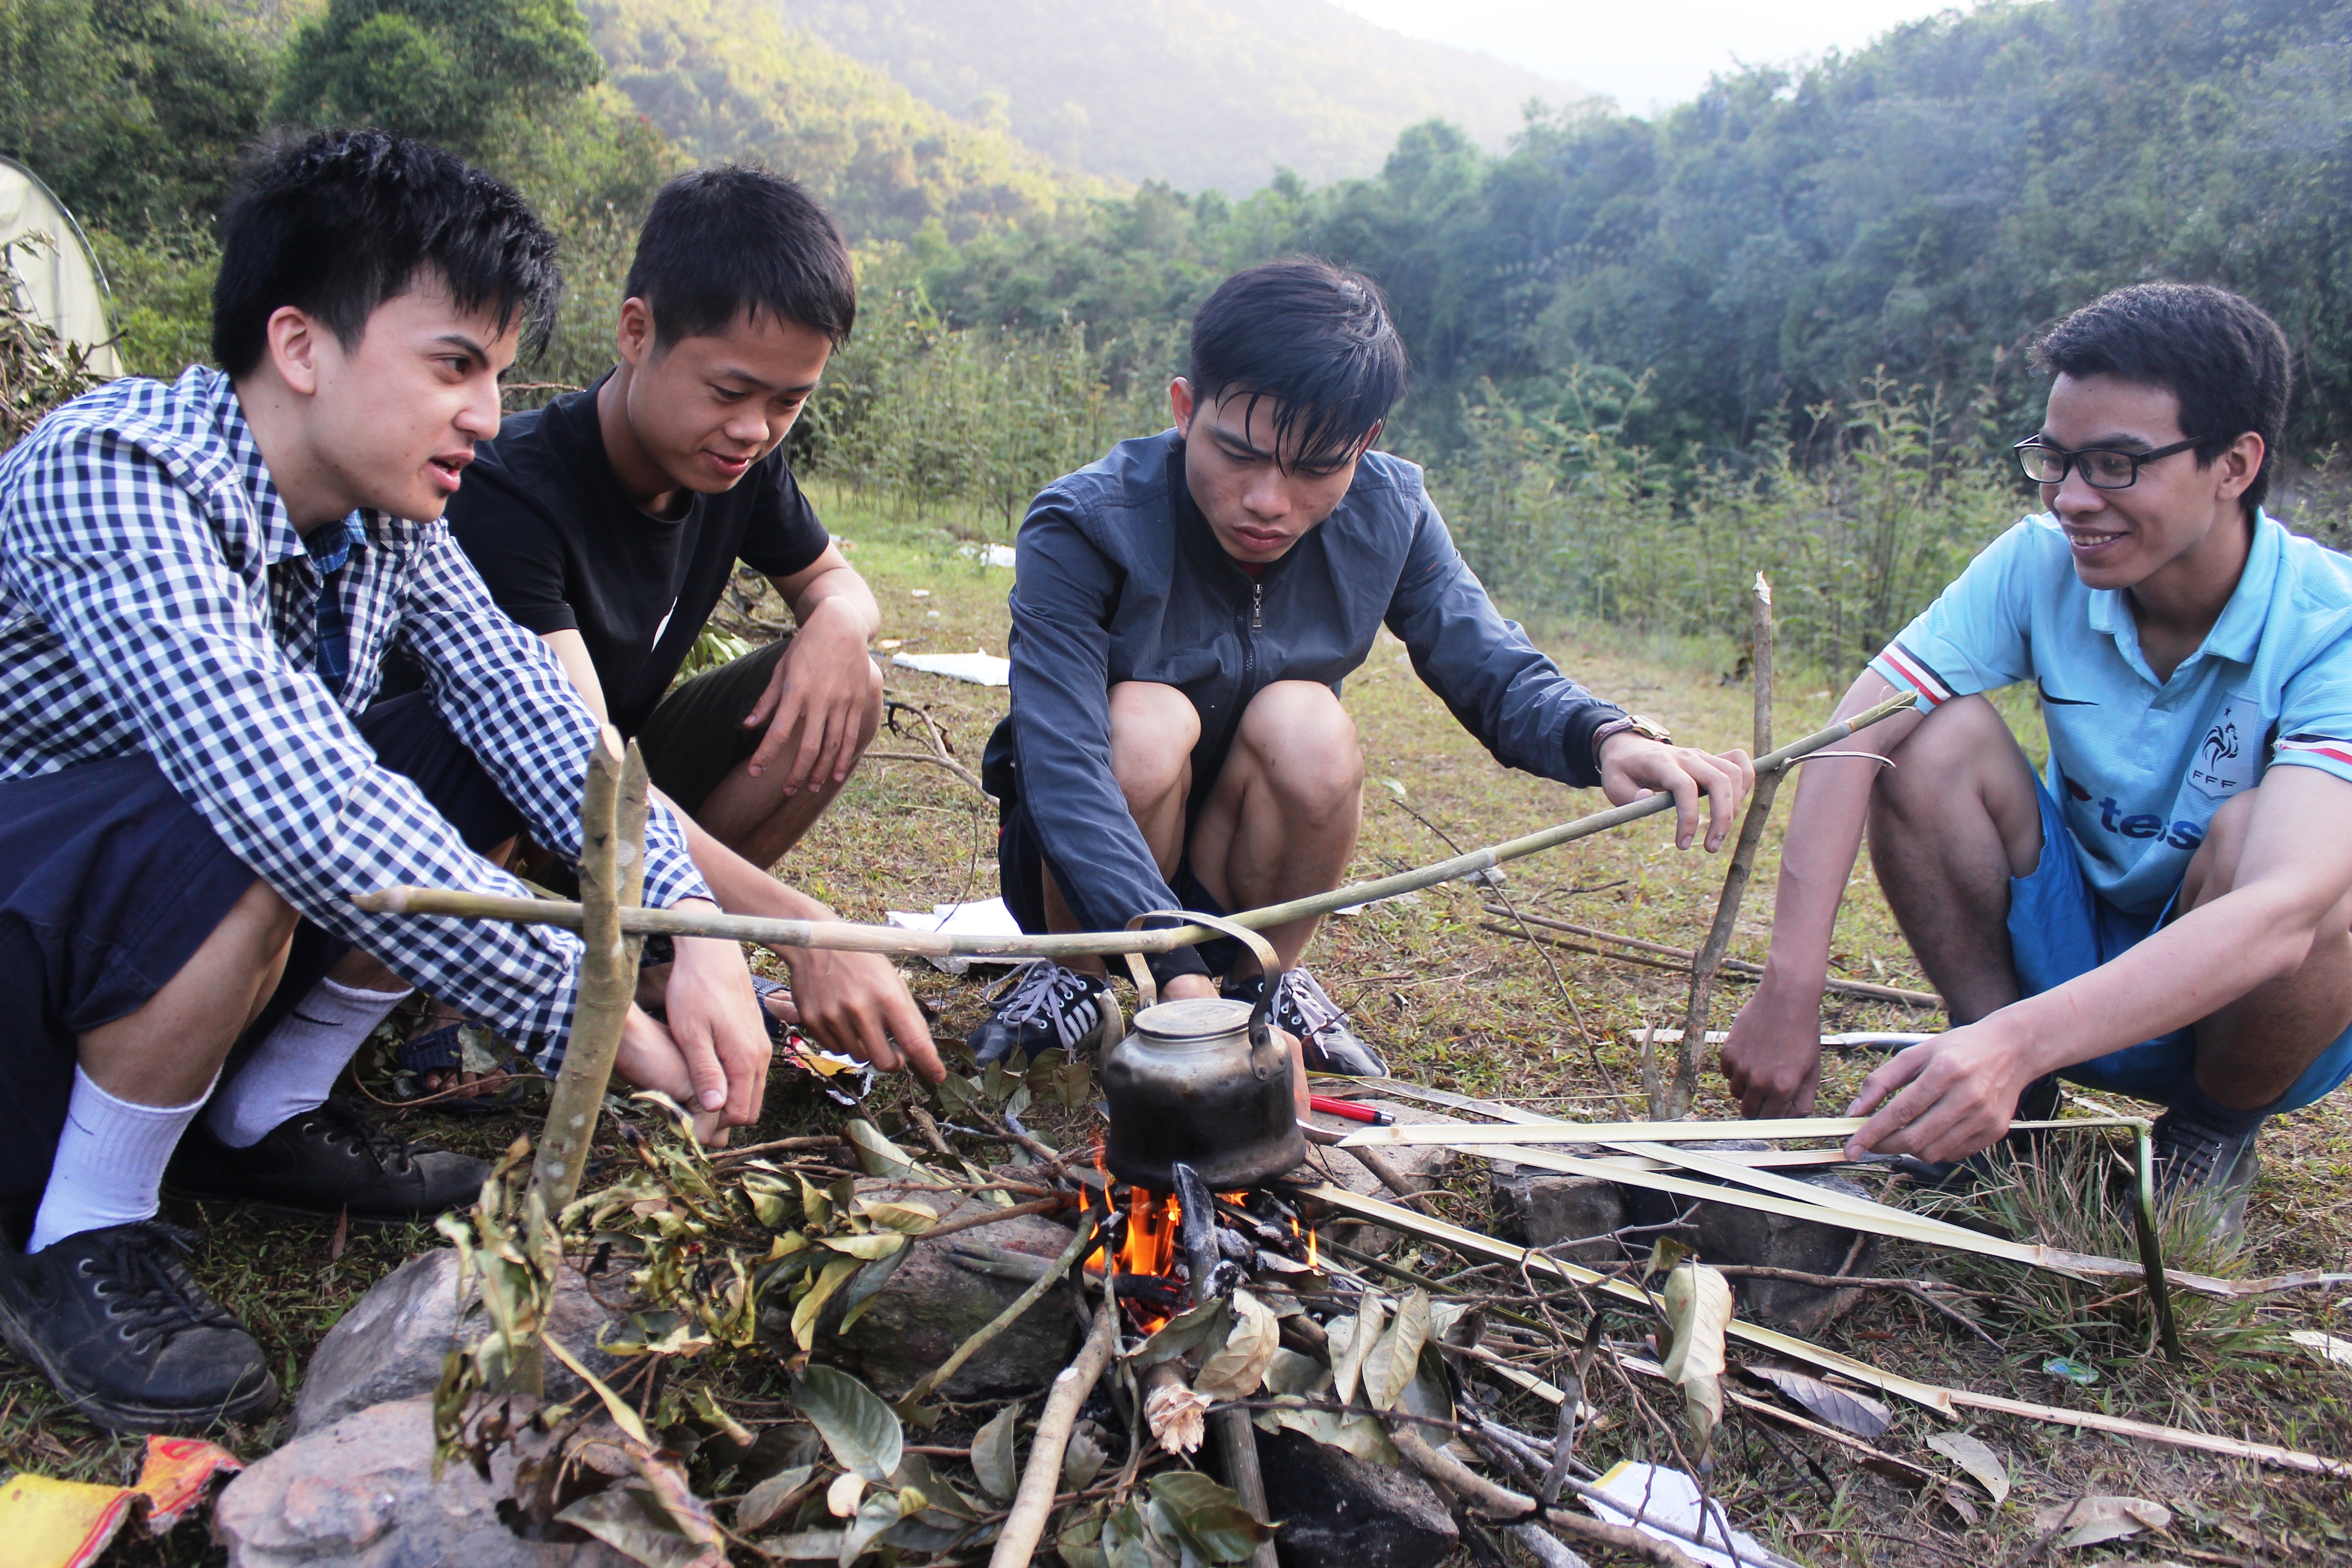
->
[1086, 1165, 1321, 1332]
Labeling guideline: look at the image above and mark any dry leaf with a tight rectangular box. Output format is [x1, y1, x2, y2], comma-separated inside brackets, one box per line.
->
[2288, 1329, 2352, 1367]
[1330, 1296, 1385, 1407]
[1744, 1365, 1893, 1439]
[825, 1471, 866, 1519]
[1195, 1290, 1280, 1400]
[1661, 1262, 1732, 1449]
[968, 1404, 1021, 1502]
[1362, 1290, 1431, 1413]
[1925, 1431, 2010, 1506]
[2031, 1495, 2171, 1549]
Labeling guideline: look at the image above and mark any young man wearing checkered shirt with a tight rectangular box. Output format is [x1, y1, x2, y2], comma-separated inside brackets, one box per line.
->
[1721, 284, 2352, 1245]
[0, 131, 772, 1429]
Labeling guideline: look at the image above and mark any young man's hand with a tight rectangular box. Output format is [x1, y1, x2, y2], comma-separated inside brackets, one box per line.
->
[783, 945, 946, 1083]
[610, 929, 772, 1137]
[1841, 1016, 2044, 1163]
[744, 595, 876, 794]
[1598, 733, 1757, 851]
[1720, 972, 1828, 1117]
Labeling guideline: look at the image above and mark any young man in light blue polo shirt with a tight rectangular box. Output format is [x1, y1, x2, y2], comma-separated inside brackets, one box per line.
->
[1721, 283, 2352, 1239]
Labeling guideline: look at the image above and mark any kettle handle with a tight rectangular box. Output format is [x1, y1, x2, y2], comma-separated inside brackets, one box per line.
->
[1122, 910, 1288, 1074]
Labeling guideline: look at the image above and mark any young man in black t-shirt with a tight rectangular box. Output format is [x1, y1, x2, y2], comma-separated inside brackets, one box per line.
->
[440, 166, 940, 1083]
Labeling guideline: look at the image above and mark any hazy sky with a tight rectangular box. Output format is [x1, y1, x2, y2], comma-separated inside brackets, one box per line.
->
[1326, 0, 1966, 117]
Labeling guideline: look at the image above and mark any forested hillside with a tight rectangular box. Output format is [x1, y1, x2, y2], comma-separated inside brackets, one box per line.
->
[771, 0, 1585, 194]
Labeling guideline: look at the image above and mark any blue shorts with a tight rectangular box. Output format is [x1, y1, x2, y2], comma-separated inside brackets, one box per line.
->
[2009, 780, 2352, 1112]
[0, 694, 524, 1201]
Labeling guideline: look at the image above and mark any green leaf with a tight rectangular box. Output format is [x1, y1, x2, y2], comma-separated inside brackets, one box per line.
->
[753, 1532, 849, 1561]
[836, 1246, 913, 1333]
[557, 1485, 715, 1568]
[1058, 1509, 1111, 1568]
[1148, 1473, 1273, 1564]
[843, 1120, 921, 1180]
[799, 1174, 835, 1230]
[1360, 1289, 1430, 1412]
[969, 1401, 1022, 1500]
[688, 1384, 753, 1447]
[544, 1333, 651, 1448]
[736, 1465, 816, 1534]
[820, 1231, 908, 1261]
[838, 1487, 914, 1565]
[1261, 1347, 1331, 1398]
[793, 1256, 862, 1350]
[1127, 1295, 1230, 1370]
[1063, 1428, 1108, 1490]
[854, 1198, 940, 1234]
[795, 1365, 905, 1482]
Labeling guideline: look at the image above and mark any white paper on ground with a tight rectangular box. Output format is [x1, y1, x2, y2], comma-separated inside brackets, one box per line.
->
[959, 542, 1019, 568]
[884, 896, 1024, 973]
[1585, 1461, 1806, 1568]
[891, 652, 1011, 686]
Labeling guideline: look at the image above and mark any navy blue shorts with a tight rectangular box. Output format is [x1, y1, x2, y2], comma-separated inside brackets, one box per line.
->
[0, 694, 524, 1201]
[2009, 779, 2352, 1113]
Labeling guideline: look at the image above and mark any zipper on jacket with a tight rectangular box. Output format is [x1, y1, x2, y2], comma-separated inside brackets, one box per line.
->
[1251, 580, 1263, 630]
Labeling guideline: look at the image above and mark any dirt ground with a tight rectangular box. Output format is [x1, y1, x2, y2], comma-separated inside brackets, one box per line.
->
[12, 485, 2348, 1565]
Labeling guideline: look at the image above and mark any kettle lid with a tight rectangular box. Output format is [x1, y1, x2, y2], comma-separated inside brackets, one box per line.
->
[1132, 997, 1253, 1041]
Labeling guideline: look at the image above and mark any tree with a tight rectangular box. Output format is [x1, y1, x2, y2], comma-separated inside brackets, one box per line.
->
[274, 0, 603, 163]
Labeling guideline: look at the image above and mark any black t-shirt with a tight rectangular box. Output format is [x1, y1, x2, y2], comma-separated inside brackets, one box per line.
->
[439, 377, 829, 736]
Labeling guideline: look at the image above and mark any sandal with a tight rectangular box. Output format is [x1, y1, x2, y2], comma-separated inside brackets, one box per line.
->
[391, 1021, 525, 1115]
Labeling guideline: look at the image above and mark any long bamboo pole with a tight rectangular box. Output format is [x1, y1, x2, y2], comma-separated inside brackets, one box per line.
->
[353, 692, 1918, 961]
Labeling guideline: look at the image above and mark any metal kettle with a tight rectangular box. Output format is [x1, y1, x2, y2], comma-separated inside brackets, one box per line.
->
[1100, 910, 1307, 1192]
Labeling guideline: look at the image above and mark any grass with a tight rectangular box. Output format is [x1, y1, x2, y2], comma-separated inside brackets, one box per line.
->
[10, 480, 2349, 1564]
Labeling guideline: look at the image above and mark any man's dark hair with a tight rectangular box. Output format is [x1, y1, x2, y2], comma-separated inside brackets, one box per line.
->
[212, 128, 561, 378]
[2034, 283, 2291, 511]
[1188, 258, 1407, 472]
[624, 166, 856, 348]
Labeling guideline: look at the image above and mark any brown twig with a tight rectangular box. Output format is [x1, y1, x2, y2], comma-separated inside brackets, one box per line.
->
[1662, 575, 1778, 1119]
[1480, 909, 1940, 1007]
[988, 1296, 1119, 1568]
[916, 1195, 1072, 1243]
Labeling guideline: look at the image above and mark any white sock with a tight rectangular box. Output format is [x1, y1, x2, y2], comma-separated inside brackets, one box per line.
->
[29, 1067, 216, 1253]
[203, 976, 410, 1149]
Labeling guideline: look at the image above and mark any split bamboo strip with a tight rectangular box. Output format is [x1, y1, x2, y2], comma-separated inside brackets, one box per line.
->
[1341, 1113, 2146, 1147]
[352, 692, 1920, 960]
[1292, 1181, 2347, 1476]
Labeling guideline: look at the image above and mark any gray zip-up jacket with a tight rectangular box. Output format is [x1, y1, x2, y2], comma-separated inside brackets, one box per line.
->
[988, 430, 1627, 978]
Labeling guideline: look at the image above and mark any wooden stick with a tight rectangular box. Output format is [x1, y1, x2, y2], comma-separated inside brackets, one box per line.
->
[1387, 1424, 1703, 1568]
[353, 695, 1920, 961]
[1661, 574, 1776, 1119]
[989, 1297, 1118, 1568]
[1480, 908, 1941, 1008]
[529, 731, 647, 1220]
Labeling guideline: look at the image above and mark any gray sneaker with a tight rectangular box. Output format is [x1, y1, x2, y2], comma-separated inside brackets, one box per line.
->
[2151, 1108, 2263, 1247]
[1227, 968, 1387, 1077]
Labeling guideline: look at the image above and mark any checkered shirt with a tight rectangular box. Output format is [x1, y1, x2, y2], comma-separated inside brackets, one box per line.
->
[0, 367, 712, 1065]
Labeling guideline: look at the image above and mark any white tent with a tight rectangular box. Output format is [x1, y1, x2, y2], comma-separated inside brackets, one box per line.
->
[0, 155, 121, 378]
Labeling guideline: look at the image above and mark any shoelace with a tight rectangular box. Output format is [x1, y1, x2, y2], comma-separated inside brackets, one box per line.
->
[1271, 970, 1348, 1040]
[88, 1223, 241, 1354]
[307, 1101, 416, 1174]
[987, 962, 1093, 1028]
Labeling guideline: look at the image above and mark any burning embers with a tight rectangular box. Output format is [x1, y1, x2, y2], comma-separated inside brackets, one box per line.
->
[1084, 1153, 1319, 1332]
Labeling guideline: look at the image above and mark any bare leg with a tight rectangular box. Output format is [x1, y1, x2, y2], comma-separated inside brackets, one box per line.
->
[1186, 681, 1364, 977]
[2176, 788, 2352, 1109]
[697, 660, 884, 869]
[79, 880, 296, 1106]
[1041, 681, 1199, 979]
[1865, 695, 2044, 1025]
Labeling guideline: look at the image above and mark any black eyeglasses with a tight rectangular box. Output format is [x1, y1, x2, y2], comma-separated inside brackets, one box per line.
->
[2013, 436, 2200, 490]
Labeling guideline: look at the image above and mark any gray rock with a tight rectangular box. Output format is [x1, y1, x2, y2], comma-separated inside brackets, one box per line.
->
[1254, 1425, 1458, 1568]
[296, 1249, 636, 1436]
[1490, 1151, 1631, 1264]
[813, 1177, 1082, 1401]
[215, 1396, 636, 1567]
[1618, 1142, 1878, 1336]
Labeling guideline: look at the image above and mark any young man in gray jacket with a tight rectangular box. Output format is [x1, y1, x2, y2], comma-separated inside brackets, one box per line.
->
[970, 259, 1753, 1069]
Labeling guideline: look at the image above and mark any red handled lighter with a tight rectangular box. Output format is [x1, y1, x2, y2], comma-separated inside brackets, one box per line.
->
[1308, 1094, 1394, 1126]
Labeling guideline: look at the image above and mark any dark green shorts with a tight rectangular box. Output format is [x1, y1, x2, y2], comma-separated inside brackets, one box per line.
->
[637, 636, 792, 815]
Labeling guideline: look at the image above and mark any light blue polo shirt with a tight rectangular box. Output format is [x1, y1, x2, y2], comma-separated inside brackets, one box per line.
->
[1869, 510, 2352, 916]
